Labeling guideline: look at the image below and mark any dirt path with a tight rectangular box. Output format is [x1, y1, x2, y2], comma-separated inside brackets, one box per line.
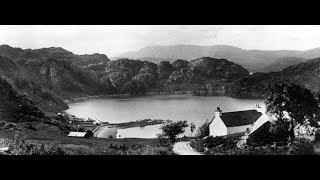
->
[173, 141, 202, 155]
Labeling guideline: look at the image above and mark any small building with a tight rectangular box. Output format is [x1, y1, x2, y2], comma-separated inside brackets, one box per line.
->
[68, 131, 93, 138]
[209, 107, 262, 137]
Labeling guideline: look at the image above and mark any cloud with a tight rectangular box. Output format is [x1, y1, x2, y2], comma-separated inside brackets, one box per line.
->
[1, 25, 320, 57]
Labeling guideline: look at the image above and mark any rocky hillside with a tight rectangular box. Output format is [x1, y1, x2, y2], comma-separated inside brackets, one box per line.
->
[0, 44, 251, 99]
[116, 44, 320, 72]
[0, 45, 115, 100]
[226, 57, 320, 98]
[0, 76, 45, 120]
[0, 56, 68, 113]
[96, 57, 250, 95]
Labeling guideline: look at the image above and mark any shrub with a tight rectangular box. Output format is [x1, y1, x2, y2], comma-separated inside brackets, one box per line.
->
[202, 136, 226, 149]
[126, 146, 173, 155]
[0, 120, 6, 128]
[222, 145, 288, 155]
[314, 128, 320, 142]
[159, 120, 188, 143]
[190, 139, 207, 153]
[287, 138, 315, 155]
[196, 122, 209, 139]
[26, 123, 37, 131]
[78, 127, 85, 132]
[3, 122, 17, 130]
[156, 134, 172, 147]
[269, 118, 291, 143]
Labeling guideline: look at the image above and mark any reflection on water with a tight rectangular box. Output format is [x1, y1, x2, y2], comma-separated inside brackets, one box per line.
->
[66, 94, 265, 138]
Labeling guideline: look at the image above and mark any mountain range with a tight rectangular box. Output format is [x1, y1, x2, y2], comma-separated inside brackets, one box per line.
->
[2, 44, 320, 139]
[115, 45, 320, 72]
[2, 44, 320, 116]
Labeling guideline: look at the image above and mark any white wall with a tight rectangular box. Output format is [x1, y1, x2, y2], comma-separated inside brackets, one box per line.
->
[209, 116, 228, 137]
[227, 124, 252, 134]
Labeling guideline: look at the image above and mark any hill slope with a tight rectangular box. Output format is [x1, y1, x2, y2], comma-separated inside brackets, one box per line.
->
[226, 57, 320, 98]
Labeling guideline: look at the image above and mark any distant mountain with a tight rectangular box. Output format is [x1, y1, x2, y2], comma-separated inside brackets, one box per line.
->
[260, 57, 308, 72]
[226, 57, 320, 98]
[111, 56, 175, 65]
[116, 45, 320, 72]
[0, 44, 110, 68]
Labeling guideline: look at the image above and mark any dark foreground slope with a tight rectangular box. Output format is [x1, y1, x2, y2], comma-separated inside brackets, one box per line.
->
[0, 56, 68, 113]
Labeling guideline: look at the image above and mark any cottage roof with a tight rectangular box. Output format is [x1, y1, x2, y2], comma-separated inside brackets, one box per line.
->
[211, 110, 262, 127]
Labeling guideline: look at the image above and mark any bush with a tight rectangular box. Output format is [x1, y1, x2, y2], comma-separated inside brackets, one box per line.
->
[156, 134, 172, 147]
[314, 128, 320, 142]
[159, 120, 188, 143]
[269, 118, 291, 143]
[221, 145, 288, 155]
[125, 146, 173, 155]
[288, 138, 315, 155]
[26, 123, 37, 131]
[202, 136, 226, 149]
[0, 120, 6, 128]
[3, 122, 18, 130]
[196, 122, 209, 139]
[78, 127, 85, 132]
[190, 140, 205, 153]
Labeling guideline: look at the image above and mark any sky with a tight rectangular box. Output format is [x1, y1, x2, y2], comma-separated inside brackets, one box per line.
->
[1, 25, 320, 57]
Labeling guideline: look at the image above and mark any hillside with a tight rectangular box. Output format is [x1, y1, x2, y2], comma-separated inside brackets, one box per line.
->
[97, 57, 250, 95]
[0, 45, 253, 110]
[0, 56, 68, 113]
[0, 45, 115, 100]
[116, 45, 320, 72]
[226, 57, 320, 98]
[261, 57, 308, 72]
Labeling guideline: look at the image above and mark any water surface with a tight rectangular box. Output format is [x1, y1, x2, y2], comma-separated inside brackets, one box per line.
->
[66, 94, 265, 138]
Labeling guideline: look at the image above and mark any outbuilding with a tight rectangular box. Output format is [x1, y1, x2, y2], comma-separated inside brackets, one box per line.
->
[68, 131, 93, 138]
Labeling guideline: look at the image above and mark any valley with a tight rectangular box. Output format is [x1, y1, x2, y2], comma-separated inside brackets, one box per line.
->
[1, 43, 320, 155]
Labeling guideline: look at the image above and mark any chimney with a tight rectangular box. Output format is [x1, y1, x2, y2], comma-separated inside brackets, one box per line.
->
[254, 104, 264, 113]
[215, 107, 222, 117]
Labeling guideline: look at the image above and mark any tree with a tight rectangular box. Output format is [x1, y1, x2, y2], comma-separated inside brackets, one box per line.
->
[265, 82, 319, 140]
[159, 121, 188, 143]
[190, 122, 196, 137]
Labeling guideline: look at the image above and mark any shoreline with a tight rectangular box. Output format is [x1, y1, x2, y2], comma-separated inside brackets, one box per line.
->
[62, 93, 265, 131]
[64, 92, 265, 105]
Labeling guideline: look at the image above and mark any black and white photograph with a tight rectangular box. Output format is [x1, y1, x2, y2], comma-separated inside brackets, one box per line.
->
[0, 25, 320, 156]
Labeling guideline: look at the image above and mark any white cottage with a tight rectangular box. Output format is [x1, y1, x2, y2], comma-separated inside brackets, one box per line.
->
[209, 107, 262, 137]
